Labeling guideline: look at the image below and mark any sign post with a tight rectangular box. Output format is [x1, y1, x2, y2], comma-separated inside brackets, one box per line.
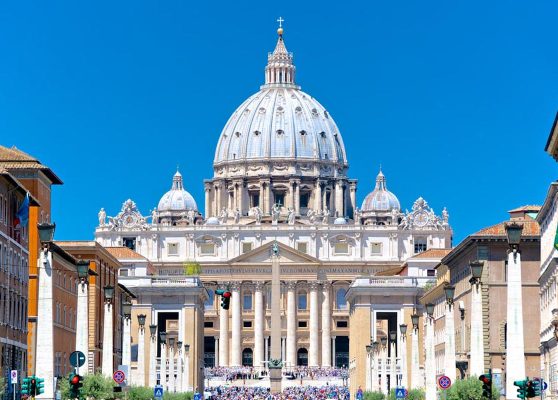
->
[438, 375, 452, 400]
[154, 385, 164, 400]
[10, 370, 17, 400]
[395, 387, 407, 399]
[113, 370, 126, 385]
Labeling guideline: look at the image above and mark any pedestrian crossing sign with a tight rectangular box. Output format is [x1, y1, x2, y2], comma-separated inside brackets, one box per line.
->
[395, 387, 407, 399]
[154, 385, 164, 398]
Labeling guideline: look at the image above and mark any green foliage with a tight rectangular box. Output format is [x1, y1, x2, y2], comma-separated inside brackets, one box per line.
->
[183, 262, 201, 276]
[163, 392, 193, 400]
[386, 388, 424, 400]
[127, 386, 153, 400]
[0, 377, 5, 397]
[364, 391, 385, 400]
[59, 375, 72, 400]
[446, 377, 499, 400]
[81, 373, 115, 400]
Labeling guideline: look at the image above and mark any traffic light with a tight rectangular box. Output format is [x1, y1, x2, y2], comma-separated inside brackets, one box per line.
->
[526, 380, 536, 398]
[69, 373, 83, 399]
[479, 373, 492, 398]
[531, 378, 542, 396]
[215, 289, 231, 310]
[35, 377, 45, 395]
[221, 291, 231, 310]
[29, 377, 37, 397]
[514, 379, 529, 400]
[21, 377, 31, 396]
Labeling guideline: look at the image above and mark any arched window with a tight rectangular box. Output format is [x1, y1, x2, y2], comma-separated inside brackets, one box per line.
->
[243, 291, 253, 310]
[298, 291, 307, 310]
[336, 288, 347, 310]
[242, 348, 253, 366]
[297, 348, 308, 366]
[204, 289, 215, 309]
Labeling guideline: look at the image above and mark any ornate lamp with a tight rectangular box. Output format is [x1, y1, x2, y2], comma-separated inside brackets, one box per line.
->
[122, 302, 132, 319]
[37, 222, 56, 243]
[184, 344, 190, 353]
[137, 313, 146, 327]
[372, 341, 379, 352]
[366, 344, 373, 354]
[380, 336, 387, 347]
[168, 337, 175, 348]
[469, 260, 484, 285]
[411, 313, 420, 331]
[505, 222, 523, 247]
[425, 303, 435, 318]
[76, 260, 89, 282]
[399, 323, 408, 338]
[389, 331, 397, 342]
[103, 286, 114, 303]
[160, 331, 167, 342]
[149, 324, 157, 338]
[177, 340, 183, 350]
[444, 284, 455, 306]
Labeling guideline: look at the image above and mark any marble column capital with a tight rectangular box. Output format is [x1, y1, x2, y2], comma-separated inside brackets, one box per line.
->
[229, 281, 242, 291]
[253, 281, 266, 291]
[308, 281, 320, 291]
[320, 280, 332, 290]
[285, 280, 298, 291]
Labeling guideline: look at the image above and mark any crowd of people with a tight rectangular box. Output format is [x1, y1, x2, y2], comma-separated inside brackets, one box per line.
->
[204, 367, 348, 382]
[207, 385, 350, 399]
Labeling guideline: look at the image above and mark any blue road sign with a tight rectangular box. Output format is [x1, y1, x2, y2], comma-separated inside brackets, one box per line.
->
[193, 393, 202, 400]
[356, 389, 363, 400]
[395, 387, 406, 399]
[154, 385, 164, 398]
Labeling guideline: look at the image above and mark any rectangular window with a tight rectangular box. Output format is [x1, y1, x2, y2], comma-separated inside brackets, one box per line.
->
[250, 193, 260, 208]
[119, 269, 129, 277]
[200, 243, 216, 256]
[296, 242, 308, 254]
[336, 320, 348, 328]
[298, 293, 307, 310]
[242, 242, 253, 254]
[477, 245, 489, 260]
[243, 293, 253, 310]
[243, 321, 253, 328]
[300, 193, 310, 208]
[167, 242, 179, 256]
[123, 237, 136, 251]
[274, 192, 285, 206]
[334, 242, 349, 255]
[370, 242, 382, 255]
[427, 269, 436, 277]
[414, 237, 427, 254]
[204, 321, 214, 328]
[298, 321, 308, 328]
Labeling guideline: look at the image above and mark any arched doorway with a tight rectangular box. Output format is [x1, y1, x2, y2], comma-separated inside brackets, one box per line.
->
[297, 348, 308, 366]
[242, 348, 253, 366]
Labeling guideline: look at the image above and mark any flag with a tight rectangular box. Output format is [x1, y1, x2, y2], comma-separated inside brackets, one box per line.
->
[14, 192, 29, 228]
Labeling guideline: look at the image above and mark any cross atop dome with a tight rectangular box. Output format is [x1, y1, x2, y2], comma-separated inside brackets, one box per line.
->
[264, 19, 297, 88]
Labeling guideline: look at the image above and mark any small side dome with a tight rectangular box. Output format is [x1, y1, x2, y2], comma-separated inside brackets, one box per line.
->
[205, 217, 220, 225]
[157, 171, 198, 212]
[334, 217, 348, 225]
[361, 170, 400, 212]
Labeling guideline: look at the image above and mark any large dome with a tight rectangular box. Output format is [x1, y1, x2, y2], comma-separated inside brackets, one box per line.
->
[157, 171, 198, 212]
[213, 30, 347, 178]
[361, 171, 400, 212]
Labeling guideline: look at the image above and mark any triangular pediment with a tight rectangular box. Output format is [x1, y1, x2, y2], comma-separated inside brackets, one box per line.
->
[228, 241, 320, 265]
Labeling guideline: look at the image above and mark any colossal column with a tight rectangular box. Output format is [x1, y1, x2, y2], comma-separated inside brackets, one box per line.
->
[230, 282, 242, 366]
[218, 285, 229, 366]
[335, 181, 344, 217]
[254, 281, 265, 371]
[286, 281, 297, 369]
[321, 281, 332, 367]
[315, 180, 322, 212]
[309, 282, 320, 367]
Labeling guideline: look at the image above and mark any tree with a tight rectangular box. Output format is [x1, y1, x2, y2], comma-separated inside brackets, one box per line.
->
[183, 262, 201, 276]
[81, 373, 115, 400]
[386, 389, 424, 400]
[445, 377, 499, 400]
[127, 386, 153, 400]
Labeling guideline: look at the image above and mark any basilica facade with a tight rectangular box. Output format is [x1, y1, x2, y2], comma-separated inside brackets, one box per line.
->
[94, 27, 452, 392]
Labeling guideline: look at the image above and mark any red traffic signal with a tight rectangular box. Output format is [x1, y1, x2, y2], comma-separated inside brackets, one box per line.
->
[70, 375, 80, 385]
[223, 291, 231, 298]
[479, 375, 491, 384]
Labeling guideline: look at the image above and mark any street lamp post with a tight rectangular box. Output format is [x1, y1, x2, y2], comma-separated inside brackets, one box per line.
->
[371, 341, 379, 392]
[160, 332, 167, 389]
[444, 284, 457, 382]
[469, 260, 484, 377]
[75, 260, 90, 375]
[35, 223, 55, 400]
[399, 324, 408, 388]
[184, 344, 190, 392]
[176, 341, 183, 392]
[366, 342, 373, 391]
[149, 324, 158, 387]
[101, 285, 115, 377]
[425, 303, 436, 400]
[168, 337, 176, 392]
[389, 331, 397, 392]
[136, 314, 146, 386]
[505, 222, 525, 399]
[122, 302, 132, 369]
[410, 312, 421, 390]
[380, 336, 388, 394]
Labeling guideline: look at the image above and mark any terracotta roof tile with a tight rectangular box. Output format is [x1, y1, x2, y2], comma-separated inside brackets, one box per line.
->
[105, 247, 148, 260]
[473, 219, 540, 237]
[508, 205, 541, 213]
[0, 145, 63, 184]
[410, 248, 452, 259]
[0, 146, 37, 161]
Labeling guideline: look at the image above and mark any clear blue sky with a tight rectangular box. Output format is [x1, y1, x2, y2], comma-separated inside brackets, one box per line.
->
[1, 1, 556, 243]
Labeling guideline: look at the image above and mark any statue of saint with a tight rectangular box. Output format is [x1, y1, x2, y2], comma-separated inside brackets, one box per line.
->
[151, 209, 158, 225]
[187, 209, 195, 225]
[234, 208, 241, 224]
[322, 207, 330, 224]
[98, 208, 106, 226]
[272, 203, 280, 223]
[287, 208, 295, 225]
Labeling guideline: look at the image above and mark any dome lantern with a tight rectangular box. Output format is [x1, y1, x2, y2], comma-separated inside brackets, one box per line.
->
[361, 169, 401, 214]
[157, 170, 198, 213]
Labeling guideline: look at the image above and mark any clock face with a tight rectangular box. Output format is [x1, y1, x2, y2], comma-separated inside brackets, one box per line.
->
[123, 214, 136, 228]
[414, 211, 428, 227]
